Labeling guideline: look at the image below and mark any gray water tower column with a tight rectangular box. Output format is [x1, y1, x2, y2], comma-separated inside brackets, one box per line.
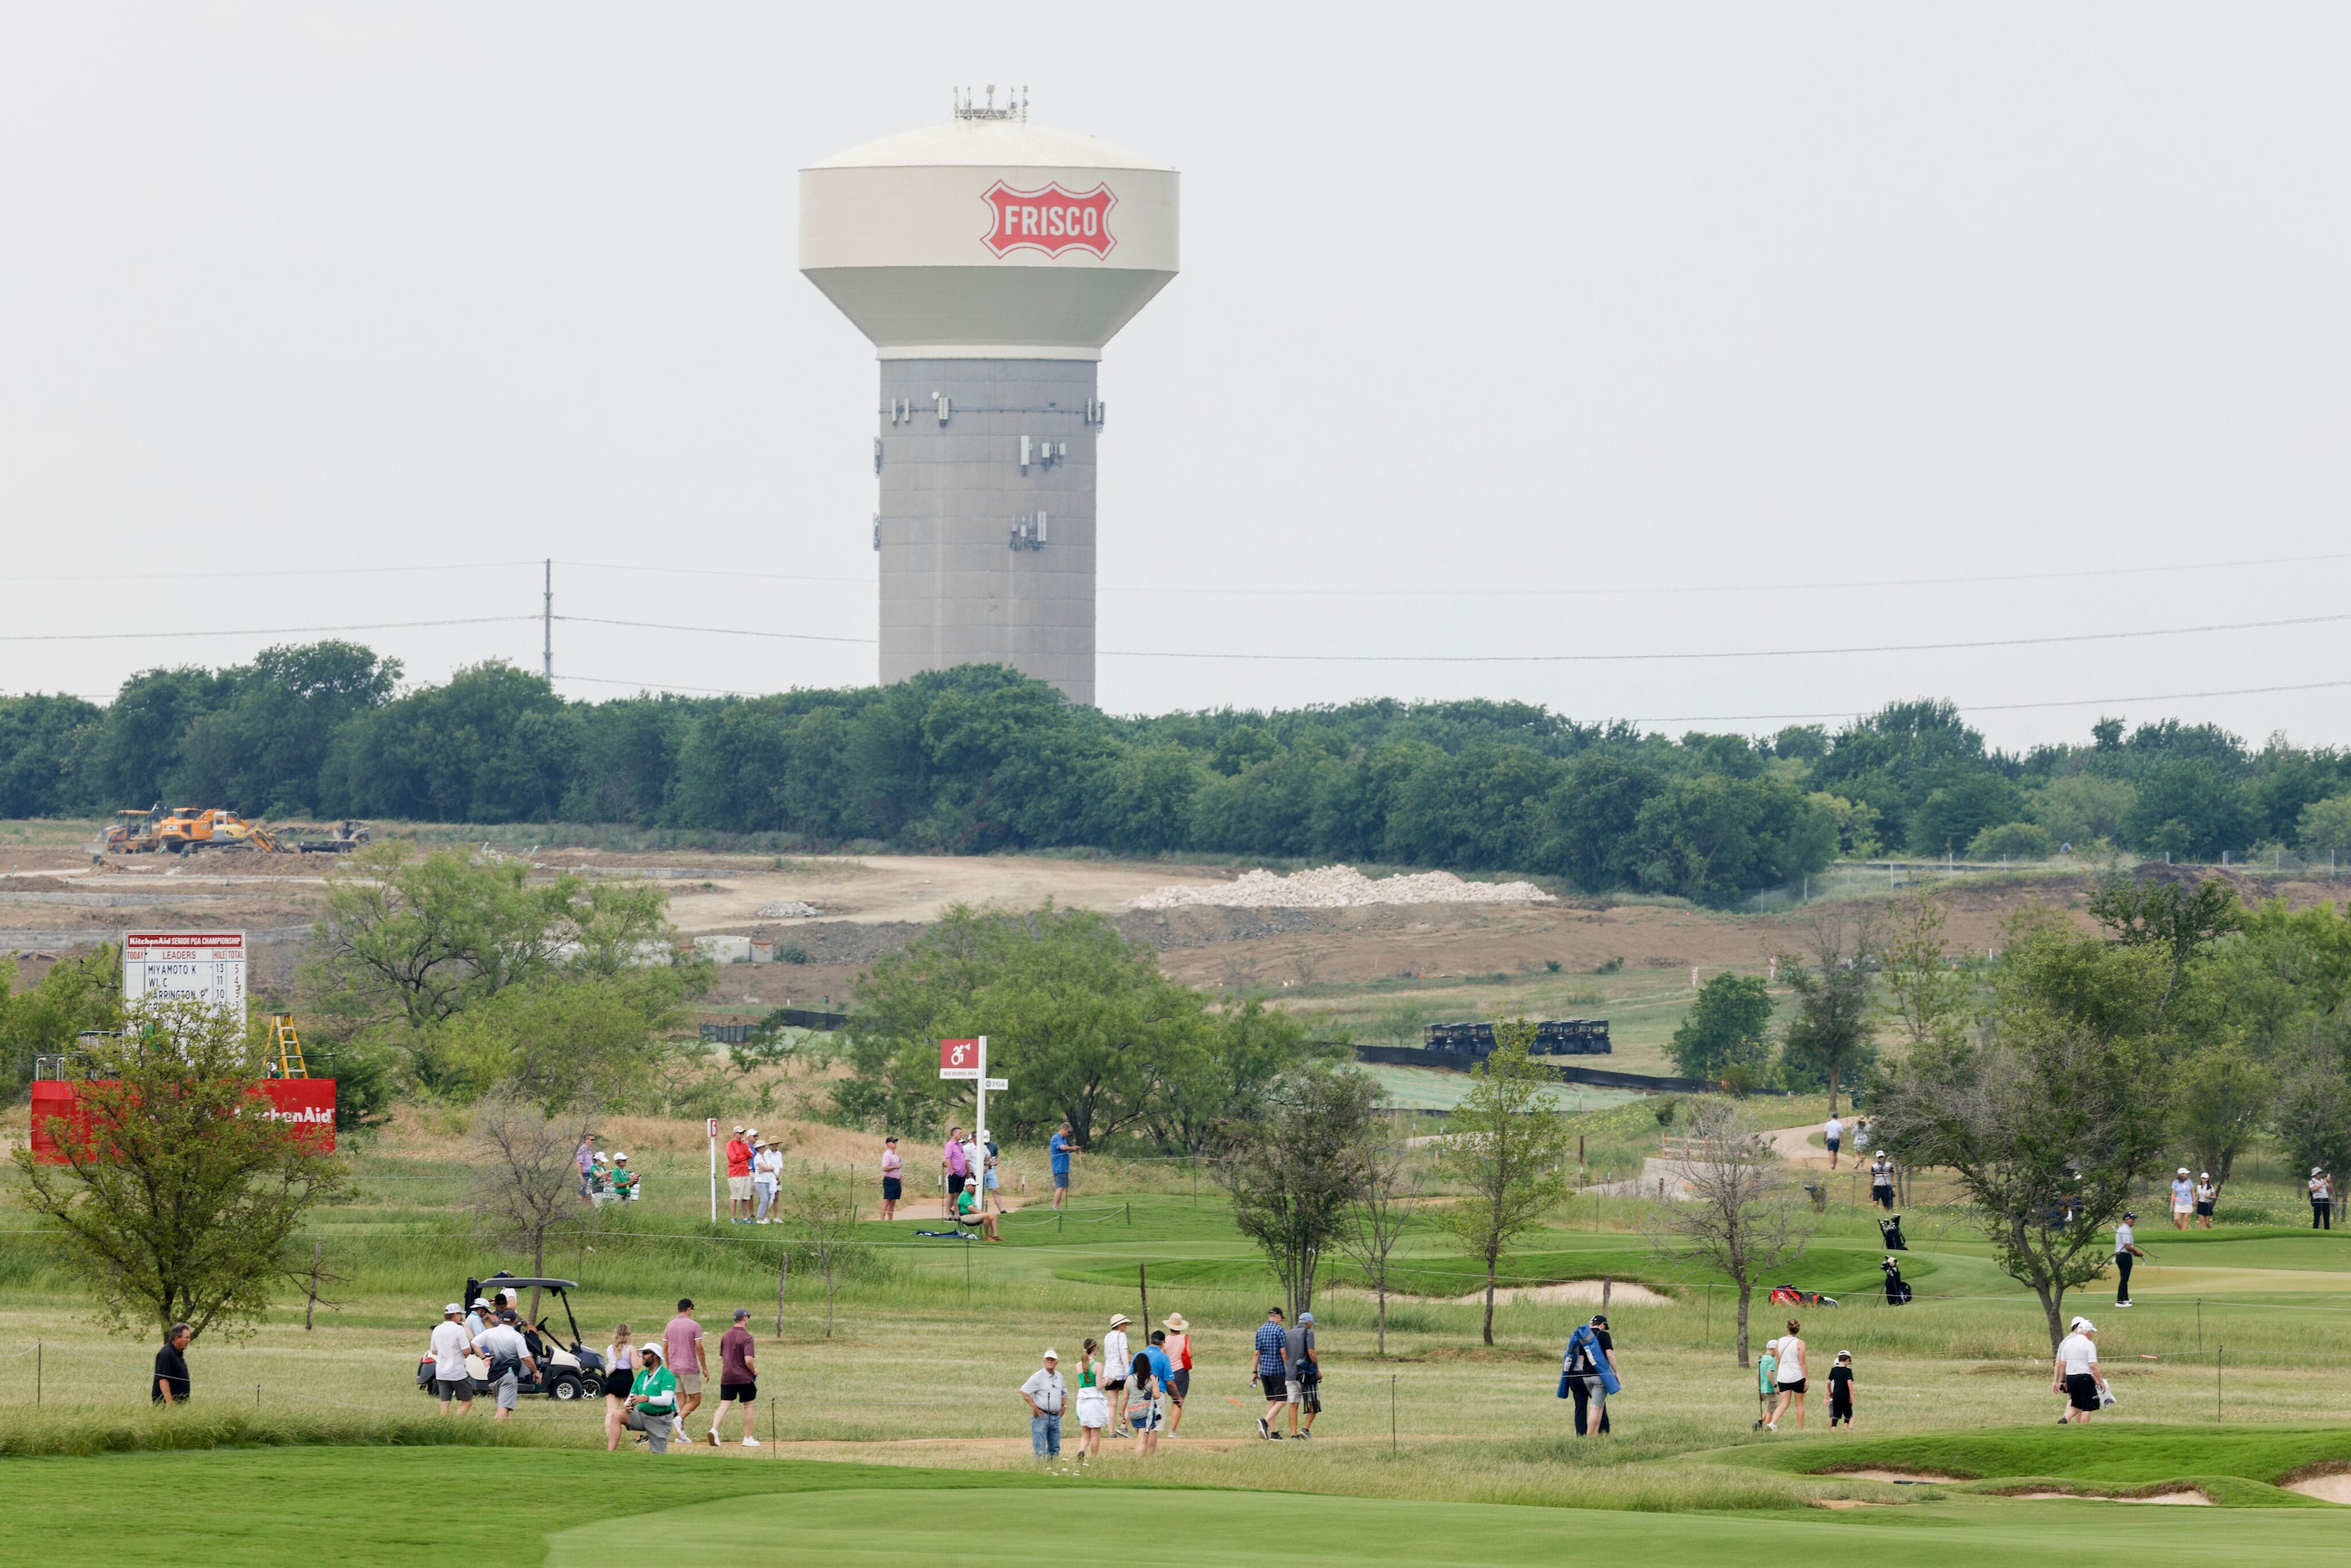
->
[877, 358, 1099, 704]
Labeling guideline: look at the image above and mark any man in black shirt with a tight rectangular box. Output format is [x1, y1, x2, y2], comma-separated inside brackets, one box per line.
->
[153, 1323, 193, 1404]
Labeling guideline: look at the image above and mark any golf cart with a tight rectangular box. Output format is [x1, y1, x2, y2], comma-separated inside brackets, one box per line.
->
[415, 1275, 606, 1403]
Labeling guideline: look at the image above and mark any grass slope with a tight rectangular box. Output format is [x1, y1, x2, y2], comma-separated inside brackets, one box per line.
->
[548, 1485, 2351, 1566]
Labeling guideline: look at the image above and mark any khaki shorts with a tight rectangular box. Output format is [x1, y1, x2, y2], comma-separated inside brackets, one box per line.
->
[729, 1176, 755, 1200]
[674, 1371, 704, 1396]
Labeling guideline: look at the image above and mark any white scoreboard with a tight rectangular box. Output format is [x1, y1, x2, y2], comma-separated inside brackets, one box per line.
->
[123, 931, 247, 1015]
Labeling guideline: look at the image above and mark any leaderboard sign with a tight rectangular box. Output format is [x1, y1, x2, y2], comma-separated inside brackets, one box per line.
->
[28, 929, 334, 1163]
[124, 930, 247, 1015]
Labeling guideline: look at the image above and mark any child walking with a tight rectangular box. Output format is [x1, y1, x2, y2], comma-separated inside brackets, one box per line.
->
[1828, 1351, 1857, 1429]
[1752, 1339, 1778, 1431]
[1074, 1338, 1110, 1461]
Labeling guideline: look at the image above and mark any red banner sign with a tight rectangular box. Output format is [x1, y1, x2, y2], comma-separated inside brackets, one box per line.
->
[29, 1079, 337, 1163]
[981, 180, 1117, 258]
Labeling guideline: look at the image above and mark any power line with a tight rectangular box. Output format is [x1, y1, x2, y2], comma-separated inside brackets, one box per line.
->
[554, 615, 873, 645]
[0, 561, 539, 584]
[560, 560, 874, 586]
[1090, 609, 2351, 663]
[1638, 677, 2351, 726]
[0, 615, 537, 643]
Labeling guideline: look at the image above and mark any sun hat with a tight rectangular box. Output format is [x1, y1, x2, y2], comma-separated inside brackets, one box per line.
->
[640, 1343, 664, 1359]
[1108, 1313, 1131, 1329]
[1163, 1313, 1188, 1332]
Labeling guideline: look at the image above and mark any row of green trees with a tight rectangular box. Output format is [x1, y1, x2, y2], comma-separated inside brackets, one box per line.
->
[13, 648, 2351, 899]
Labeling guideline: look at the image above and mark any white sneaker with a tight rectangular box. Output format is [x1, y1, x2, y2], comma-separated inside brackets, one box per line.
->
[706, 1428, 721, 1447]
[741, 1435, 761, 1447]
[671, 1417, 685, 1441]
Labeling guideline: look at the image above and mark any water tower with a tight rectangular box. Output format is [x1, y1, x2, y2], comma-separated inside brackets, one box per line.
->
[801, 89, 1180, 706]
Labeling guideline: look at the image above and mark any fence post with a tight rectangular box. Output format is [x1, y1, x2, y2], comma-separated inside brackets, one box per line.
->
[34, 1340, 39, 1406]
[1391, 1374, 1397, 1454]
[2216, 1343, 2224, 1424]
[1140, 1262, 1150, 1331]
[775, 1250, 790, 1338]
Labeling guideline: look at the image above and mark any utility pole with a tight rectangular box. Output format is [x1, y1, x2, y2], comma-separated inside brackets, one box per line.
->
[542, 559, 554, 679]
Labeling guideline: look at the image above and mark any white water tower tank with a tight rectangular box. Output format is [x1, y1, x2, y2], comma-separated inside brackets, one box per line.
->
[801, 90, 1180, 705]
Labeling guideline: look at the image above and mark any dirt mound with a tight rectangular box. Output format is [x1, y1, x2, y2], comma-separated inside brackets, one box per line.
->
[1135, 864, 1555, 911]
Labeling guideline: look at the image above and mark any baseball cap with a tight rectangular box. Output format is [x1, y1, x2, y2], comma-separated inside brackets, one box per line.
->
[1043, 1347, 1059, 1359]
[2177, 1167, 2190, 1176]
[614, 1153, 629, 1161]
[734, 1308, 751, 1321]
[444, 1302, 463, 1315]
[473, 1297, 491, 1308]
[2070, 1316, 2096, 1333]
[1298, 1312, 1313, 1323]
[497, 1309, 518, 1323]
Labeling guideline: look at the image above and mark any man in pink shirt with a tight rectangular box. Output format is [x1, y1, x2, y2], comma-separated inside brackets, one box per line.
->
[725, 1129, 755, 1223]
[943, 1126, 969, 1219]
[879, 1136, 904, 1220]
[663, 1298, 708, 1442]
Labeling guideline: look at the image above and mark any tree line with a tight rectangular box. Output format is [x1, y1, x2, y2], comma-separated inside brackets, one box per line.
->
[11, 645, 2351, 903]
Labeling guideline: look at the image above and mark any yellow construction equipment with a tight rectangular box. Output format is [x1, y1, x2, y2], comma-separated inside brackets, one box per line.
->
[103, 805, 165, 854]
[268, 1014, 309, 1079]
[153, 807, 286, 855]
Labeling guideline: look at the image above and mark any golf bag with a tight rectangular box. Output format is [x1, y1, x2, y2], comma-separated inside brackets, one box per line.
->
[1882, 1257, 1912, 1306]
[1878, 1213, 1908, 1252]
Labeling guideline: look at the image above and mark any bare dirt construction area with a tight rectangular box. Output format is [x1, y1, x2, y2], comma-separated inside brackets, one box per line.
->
[9, 825, 2351, 1059]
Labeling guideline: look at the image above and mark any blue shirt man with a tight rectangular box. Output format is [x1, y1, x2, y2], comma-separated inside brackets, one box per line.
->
[1251, 1308, 1293, 1439]
[1050, 1123, 1076, 1209]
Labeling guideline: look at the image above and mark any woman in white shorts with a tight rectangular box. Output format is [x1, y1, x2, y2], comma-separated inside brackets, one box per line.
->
[1074, 1337, 1110, 1460]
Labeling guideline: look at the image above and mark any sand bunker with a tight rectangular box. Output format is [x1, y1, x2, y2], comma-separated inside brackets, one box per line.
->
[2006, 1490, 2212, 1505]
[2284, 1472, 2351, 1504]
[1823, 1469, 1963, 1485]
[1443, 1281, 1673, 1308]
[1133, 864, 1555, 910]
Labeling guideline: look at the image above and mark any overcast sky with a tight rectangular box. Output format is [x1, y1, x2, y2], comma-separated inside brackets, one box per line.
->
[4, 6, 2348, 751]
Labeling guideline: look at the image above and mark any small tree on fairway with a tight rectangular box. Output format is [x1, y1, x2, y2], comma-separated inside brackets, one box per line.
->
[784, 1166, 862, 1337]
[1669, 974, 1774, 1081]
[1216, 1066, 1376, 1321]
[1876, 890, 1969, 1055]
[1778, 912, 1878, 1112]
[13, 996, 349, 1342]
[1332, 1116, 1417, 1356]
[2172, 1039, 2273, 1201]
[470, 1090, 596, 1323]
[1433, 1022, 1574, 1346]
[1647, 1100, 1813, 1364]
[1872, 913, 2172, 1353]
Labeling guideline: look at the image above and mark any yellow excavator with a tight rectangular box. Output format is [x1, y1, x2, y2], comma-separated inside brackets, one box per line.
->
[128, 805, 289, 855]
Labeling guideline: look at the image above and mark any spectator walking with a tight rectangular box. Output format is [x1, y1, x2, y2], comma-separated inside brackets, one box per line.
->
[1051, 1121, 1078, 1209]
[2114, 1211, 2145, 1307]
[1752, 1338, 1777, 1430]
[879, 1136, 903, 1220]
[600, 1323, 636, 1450]
[623, 1343, 679, 1452]
[1823, 1114, 1843, 1171]
[1869, 1153, 1897, 1211]
[707, 1308, 761, 1446]
[477, 1308, 538, 1423]
[1851, 1117, 1871, 1156]
[1019, 1348, 1067, 1462]
[153, 1322, 193, 1406]
[2169, 1168, 2195, 1231]
[982, 1153, 1004, 1213]
[2053, 1317, 2106, 1424]
[1561, 1313, 1617, 1436]
[726, 1128, 756, 1223]
[2312, 1167, 2333, 1230]
[576, 1136, 595, 1203]
[1286, 1312, 1321, 1438]
[429, 1303, 476, 1416]
[1161, 1314, 1192, 1434]
[1767, 1319, 1808, 1431]
[1073, 1338, 1109, 1460]
[1128, 1341, 1163, 1458]
[2195, 1172, 2217, 1228]
[664, 1299, 708, 1442]
[1101, 1313, 1133, 1434]
[1828, 1350, 1857, 1428]
[752, 1138, 783, 1223]
[1252, 1306, 1292, 1439]
[943, 1127, 969, 1216]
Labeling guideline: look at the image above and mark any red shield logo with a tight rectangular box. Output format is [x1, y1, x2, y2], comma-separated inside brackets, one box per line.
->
[981, 180, 1117, 258]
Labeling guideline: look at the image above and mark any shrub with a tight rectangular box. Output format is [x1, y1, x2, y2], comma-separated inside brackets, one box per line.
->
[1967, 821, 2055, 859]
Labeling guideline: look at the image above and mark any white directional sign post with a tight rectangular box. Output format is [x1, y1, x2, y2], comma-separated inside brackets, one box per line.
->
[938, 1036, 1005, 1141]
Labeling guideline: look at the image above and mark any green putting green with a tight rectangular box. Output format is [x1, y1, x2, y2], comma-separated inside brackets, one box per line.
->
[543, 1485, 2349, 1567]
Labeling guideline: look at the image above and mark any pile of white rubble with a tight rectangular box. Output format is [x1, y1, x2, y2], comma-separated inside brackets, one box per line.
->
[755, 900, 825, 918]
[1132, 863, 1555, 911]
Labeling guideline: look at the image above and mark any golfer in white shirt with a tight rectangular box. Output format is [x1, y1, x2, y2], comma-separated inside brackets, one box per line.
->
[2053, 1317, 2106, 1424]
